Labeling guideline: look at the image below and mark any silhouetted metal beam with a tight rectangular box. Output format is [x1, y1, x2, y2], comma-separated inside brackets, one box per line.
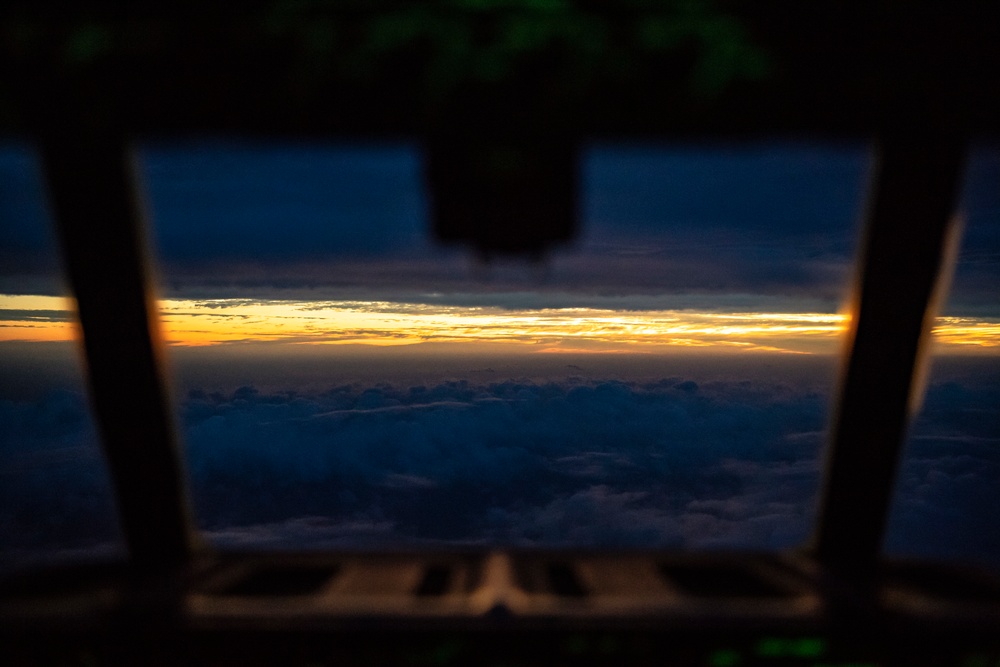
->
[41, 131, 196, 568]
[814, 128, 967, 582]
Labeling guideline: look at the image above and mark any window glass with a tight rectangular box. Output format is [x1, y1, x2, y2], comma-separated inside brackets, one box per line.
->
[0, 142, 125, 571]
[139, 140, 870, 551]
[884, 146, 1000, 571]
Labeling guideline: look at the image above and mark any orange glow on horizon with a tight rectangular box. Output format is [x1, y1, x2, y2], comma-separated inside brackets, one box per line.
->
[2, 294, 1000, 355]
[932, 317, 1000, 348]
[153, 300, 850, 354]
[0, 295, 80, 343]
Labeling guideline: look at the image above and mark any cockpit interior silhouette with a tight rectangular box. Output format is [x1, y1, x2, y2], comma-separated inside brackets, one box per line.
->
[2, 2, 999, 665]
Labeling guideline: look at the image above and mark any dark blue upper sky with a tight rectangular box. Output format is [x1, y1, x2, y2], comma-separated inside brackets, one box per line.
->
[138, 140, 871, 307]
[2, 140, 996, 315]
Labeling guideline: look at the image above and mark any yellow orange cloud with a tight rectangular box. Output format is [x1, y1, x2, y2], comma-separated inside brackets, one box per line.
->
[2, 294, 999, 355]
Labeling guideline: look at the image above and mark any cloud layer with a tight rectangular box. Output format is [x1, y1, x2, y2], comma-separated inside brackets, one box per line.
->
[182, 377, 828, 550]
[2, 361, 998, 573]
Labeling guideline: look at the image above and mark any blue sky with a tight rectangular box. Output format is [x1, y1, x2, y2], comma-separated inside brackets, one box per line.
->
[3, 139, 996, 312]
[1, 140, 872, 308]
[137, 140, 869, 309]
[3, 140, 997, 317]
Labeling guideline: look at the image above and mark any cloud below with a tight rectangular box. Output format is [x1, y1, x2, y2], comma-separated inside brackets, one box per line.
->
[1, 349, 998, 574]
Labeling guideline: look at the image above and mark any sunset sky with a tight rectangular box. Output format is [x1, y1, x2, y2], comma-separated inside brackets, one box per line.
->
[3, 292, 1000, 355]
[1, 142, 998, 356]
[1, 140, 998, 565]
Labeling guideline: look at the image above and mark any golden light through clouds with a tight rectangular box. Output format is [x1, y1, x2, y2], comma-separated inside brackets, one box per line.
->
[156, 299, 849, 353]
[3, 294, 999, 354]
[0, 294, 79, 342]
